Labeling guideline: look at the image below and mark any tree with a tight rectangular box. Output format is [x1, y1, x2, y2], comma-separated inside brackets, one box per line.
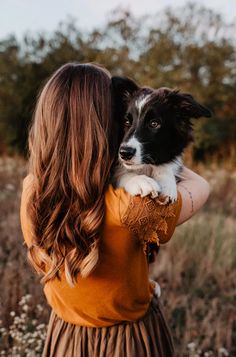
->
[0, 3, 235, 161]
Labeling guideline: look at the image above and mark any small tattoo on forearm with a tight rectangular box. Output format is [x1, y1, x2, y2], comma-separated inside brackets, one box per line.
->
[179, 184, 194, 213]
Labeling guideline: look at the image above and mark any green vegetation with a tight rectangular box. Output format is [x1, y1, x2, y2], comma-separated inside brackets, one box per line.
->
[0, 3, 235, 162]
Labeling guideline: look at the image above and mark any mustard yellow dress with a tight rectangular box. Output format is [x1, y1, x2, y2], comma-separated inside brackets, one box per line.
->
[20, 177, 182, 356]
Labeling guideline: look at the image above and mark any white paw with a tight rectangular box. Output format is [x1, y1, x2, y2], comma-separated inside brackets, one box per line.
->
[124, 175, 161, 198]
[160, 179, 177, 203]
[150, 279, 161, 298]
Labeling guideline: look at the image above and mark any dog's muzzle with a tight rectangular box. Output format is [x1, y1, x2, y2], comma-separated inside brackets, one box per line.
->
[119, 146, 136, 161]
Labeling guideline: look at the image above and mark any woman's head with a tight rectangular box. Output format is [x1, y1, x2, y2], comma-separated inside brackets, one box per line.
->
[27, 63, 118, 286]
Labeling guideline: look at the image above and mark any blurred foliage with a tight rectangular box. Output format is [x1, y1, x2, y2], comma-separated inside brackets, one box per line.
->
[0, 3, 235, 161]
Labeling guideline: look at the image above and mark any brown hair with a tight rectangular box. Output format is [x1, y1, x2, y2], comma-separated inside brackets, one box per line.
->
[27, 63, 117, 286]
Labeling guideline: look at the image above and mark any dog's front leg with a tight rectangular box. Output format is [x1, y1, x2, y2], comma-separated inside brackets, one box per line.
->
[117, 171, 161, 198]
[152, 165, 177, 203]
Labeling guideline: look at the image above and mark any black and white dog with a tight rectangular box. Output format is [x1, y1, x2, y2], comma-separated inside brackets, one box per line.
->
[111, 76, 212, 202]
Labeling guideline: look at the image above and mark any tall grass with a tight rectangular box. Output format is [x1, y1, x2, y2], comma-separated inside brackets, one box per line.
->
[0, 156, 235, 355]
[150, 166, 236, 355]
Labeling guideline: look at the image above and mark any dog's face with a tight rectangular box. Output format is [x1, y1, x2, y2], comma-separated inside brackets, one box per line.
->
[112, 76, 212, 168]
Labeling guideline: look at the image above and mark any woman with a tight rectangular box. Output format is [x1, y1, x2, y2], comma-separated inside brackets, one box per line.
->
[20, 63, 210, 356]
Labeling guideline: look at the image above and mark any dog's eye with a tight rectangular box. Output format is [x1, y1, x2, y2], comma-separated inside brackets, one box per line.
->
[149, 120, 161, 129]
[124, 119, 132, 128]
[124, 113, 133, 128]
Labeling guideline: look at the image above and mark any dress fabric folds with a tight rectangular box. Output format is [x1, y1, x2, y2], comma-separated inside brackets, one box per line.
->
[42, 295, 175, 357]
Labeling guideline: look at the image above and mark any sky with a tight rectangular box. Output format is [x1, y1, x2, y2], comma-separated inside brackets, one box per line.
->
[0, 0, 236, 40]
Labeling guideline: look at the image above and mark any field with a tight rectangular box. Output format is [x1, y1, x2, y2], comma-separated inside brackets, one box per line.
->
[0, 156, 235, 356]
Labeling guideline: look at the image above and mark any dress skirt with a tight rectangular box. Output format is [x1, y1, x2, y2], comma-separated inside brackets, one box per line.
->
[42, 295, 175, 357]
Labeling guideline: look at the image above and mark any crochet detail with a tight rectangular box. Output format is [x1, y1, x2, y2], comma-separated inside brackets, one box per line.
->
[120, 195, 177, 254]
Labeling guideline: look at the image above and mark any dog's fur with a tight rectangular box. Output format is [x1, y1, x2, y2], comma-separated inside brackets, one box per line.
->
[111, 76, 212, 202]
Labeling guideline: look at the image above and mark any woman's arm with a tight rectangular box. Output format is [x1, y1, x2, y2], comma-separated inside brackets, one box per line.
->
[177, 167, 210, 225]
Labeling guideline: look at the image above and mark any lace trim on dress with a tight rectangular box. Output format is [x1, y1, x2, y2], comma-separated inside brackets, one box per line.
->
[120, 195, 177, 254]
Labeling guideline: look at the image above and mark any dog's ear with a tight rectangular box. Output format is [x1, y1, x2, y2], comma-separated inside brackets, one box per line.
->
[111, 76, 139, 101]
[168, 91, 212, 119]
[111, 77, 139, 145]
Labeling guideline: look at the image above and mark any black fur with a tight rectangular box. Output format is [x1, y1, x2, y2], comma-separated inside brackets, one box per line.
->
[112, 76, 212, 166]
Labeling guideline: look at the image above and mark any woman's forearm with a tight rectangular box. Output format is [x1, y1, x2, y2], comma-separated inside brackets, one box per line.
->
[176, 166, 210, 225]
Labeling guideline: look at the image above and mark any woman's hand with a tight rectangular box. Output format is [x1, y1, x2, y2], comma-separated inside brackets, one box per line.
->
[177, 166, 210, 225]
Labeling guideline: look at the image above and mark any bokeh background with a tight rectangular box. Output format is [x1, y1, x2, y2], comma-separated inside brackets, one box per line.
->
[0, 1, 235, 356]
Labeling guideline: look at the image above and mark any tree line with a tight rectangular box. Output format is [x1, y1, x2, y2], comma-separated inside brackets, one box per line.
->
[0, 3, 235, 162]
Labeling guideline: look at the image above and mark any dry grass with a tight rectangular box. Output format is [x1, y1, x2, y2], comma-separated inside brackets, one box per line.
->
[0, 156, 235, 356]
[0, 156, 50, 355]
[150, 167, 236, 356]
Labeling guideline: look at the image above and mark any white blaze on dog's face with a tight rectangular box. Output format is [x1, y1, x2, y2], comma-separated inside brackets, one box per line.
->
[119, 88, 166, 168]
[119, 89, 157, 169]
[135, 94, 153, 117]
[119, 90, 155, 169]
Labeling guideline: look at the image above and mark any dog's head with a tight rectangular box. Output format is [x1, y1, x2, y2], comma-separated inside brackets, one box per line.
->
[112, 76, 212, 168]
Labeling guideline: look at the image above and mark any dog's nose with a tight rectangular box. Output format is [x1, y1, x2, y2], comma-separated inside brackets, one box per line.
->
[119, 146, 136, 161]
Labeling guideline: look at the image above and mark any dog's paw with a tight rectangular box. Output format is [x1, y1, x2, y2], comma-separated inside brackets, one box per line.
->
[149, 279, 161, 298]
[124, 175, 161, 197]
[160, 180, 178, 203]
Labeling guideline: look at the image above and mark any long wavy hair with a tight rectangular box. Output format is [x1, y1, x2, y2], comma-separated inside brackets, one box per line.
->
[26, 63, 118, 287]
